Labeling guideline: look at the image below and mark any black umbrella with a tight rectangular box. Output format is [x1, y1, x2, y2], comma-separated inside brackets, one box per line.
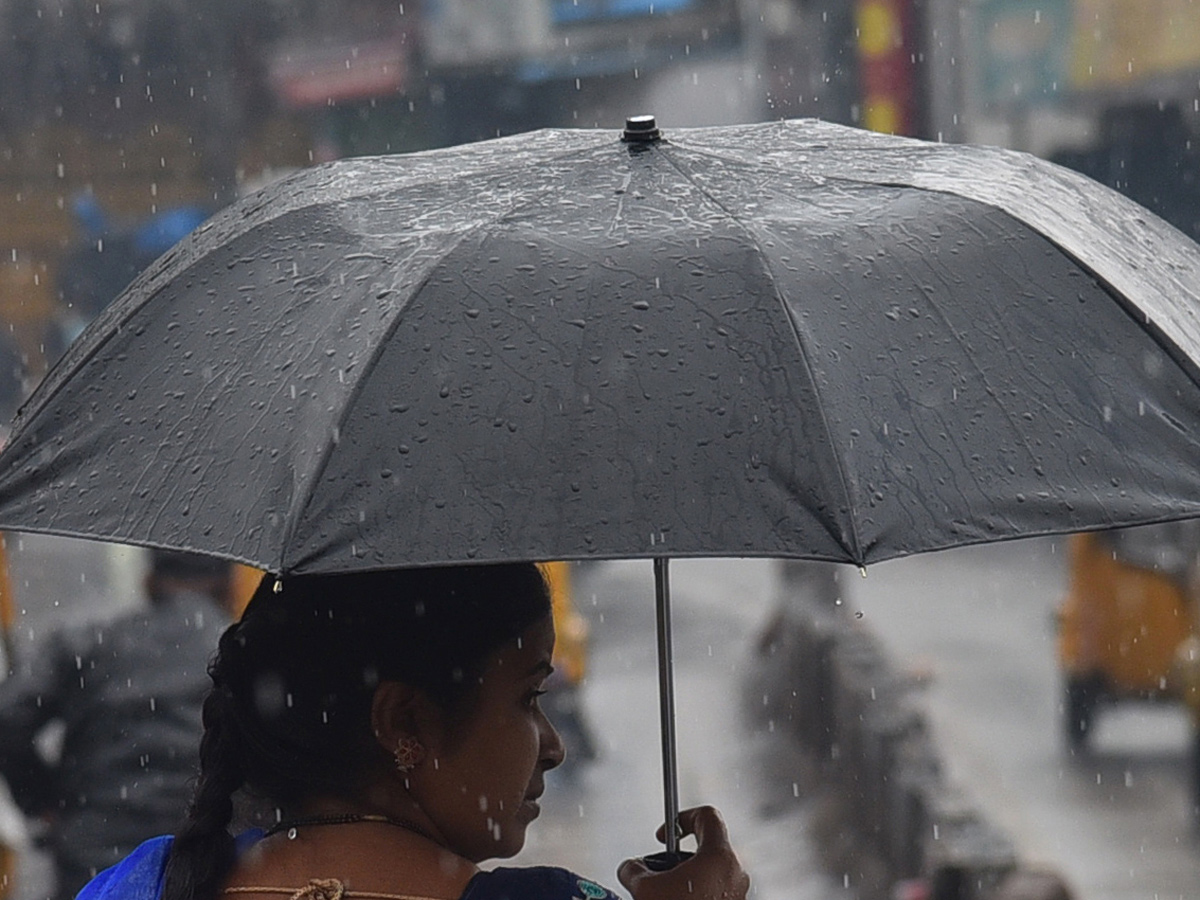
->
[2, 116, 1200, 859]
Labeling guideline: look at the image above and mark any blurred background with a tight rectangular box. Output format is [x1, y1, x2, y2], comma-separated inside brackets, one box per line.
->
[2, 0, 1199, 419]
[2, 4, 1200, 900]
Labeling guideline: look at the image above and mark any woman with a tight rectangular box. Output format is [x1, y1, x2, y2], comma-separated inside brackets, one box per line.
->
[76, 564, 749, 900]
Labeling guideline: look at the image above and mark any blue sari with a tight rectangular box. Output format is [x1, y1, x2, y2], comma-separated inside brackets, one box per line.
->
[76, 835, 621, 900]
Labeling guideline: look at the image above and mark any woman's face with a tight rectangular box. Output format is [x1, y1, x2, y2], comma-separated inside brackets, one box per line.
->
[416, 613, 565, 862]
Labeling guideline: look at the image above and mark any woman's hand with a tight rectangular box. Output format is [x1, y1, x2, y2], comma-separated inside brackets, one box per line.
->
[617, 806, 750, 900]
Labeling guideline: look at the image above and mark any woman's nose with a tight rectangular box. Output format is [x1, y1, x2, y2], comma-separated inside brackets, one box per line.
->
[541, 715, 566, 770]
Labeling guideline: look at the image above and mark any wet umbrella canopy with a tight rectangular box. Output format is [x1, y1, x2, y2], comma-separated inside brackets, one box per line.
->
[0, 117, 1198, 571]
[2, 116, 1200, 861]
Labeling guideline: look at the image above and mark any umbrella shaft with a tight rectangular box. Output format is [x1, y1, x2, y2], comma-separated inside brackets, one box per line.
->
[654, 556, 682, 854]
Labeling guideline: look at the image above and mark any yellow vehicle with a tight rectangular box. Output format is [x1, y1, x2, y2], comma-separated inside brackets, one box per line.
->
[1056, 523, 1200, 753]
[538, 562, 597, 763]
[540, 562, 590, 695]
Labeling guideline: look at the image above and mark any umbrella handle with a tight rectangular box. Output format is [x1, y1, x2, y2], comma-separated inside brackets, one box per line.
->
[653, 557, 682, 855]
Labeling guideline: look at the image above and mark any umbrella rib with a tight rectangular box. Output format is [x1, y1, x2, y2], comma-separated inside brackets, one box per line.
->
[889, 212, 1055, 512]
[275, 178, 598, 574]
[654, 146, 867, 563]
[848, 178, 1200, 395]
[664, 141, 1200, 565]
[674, 139, 1200, 388]
[275, 252, 467, 573]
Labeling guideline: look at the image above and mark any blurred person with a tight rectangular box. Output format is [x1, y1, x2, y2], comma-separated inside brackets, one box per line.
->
[0, 255, 69, 389]
[0, 787, 25, 900]
[0, 549, 234, 900]
[987, 869, 1074, 900]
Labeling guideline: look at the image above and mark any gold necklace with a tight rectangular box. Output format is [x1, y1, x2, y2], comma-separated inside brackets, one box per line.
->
[264, 813, 438, 845]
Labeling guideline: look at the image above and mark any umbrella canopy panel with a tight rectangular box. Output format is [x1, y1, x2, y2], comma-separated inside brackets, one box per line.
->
[1, 121, 1199, 572]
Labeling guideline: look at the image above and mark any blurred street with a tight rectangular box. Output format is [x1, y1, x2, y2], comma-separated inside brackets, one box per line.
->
[513, 558, 843, 900]
[847, 538, 1200, 900]
[0, 543, 844, 900]
[5, 541, 1200, 900]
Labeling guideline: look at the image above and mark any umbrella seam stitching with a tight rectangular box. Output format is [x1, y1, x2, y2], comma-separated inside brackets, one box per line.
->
[885, 183, 1200, 393]
[278, 176, 598, 573]
[652, 145, 867, 564]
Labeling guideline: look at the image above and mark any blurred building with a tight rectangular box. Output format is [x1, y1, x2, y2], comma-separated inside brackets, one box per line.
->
[764, 0, 1200, 239]
[0, 0, 756, 419]
[951, 0, 1200, 238]
[4, 0, 1196, 425]
[420, 0, 748, 143]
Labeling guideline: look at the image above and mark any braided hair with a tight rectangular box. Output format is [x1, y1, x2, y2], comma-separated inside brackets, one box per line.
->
[162, 564, 551, 900]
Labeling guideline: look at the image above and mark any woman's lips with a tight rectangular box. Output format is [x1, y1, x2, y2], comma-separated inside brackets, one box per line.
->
[520, 789, 543, 820]
[518, 801, 541, 823]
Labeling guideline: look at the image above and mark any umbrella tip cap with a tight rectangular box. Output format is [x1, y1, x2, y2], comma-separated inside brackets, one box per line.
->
[622, 115, 661, 143]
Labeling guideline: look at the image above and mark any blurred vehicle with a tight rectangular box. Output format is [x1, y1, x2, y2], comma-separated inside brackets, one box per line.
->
[1056, 524, 1200, 782]
[229, 563, 266, 618]
[540, 562, 598, 765]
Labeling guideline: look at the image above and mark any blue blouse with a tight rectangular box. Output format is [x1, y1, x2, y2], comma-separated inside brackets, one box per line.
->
[76, 835, 621, 900]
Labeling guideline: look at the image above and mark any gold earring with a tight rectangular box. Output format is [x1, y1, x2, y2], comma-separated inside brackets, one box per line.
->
[394, 736, 425, 772]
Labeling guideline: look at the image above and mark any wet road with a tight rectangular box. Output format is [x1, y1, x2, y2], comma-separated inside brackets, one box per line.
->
[846, 538, 1200, 900]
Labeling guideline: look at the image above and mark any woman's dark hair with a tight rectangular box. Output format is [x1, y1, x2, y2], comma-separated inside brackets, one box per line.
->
[162, 563, 551, 900]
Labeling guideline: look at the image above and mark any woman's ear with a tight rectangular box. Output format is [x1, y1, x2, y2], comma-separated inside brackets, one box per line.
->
[370, 680, 422, 755]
